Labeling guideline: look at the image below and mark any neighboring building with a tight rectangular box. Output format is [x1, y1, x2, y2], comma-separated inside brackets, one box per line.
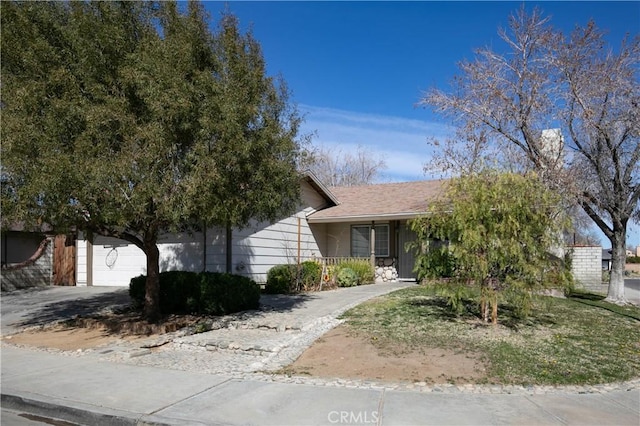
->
[1, 229, 47, 266]
[1, 223, 76, 291]
[602, 248, 612, 271]
[569, 246, 603, 290]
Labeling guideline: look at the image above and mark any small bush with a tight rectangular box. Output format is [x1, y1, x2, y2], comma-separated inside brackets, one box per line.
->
[337, 259, 375, 285]
[337, 267, 358, 287]
[129, 271, 260, 315]
[265, 264, 296, 294]
[300, 260, 322, 290]
[323, 265, 339, 288]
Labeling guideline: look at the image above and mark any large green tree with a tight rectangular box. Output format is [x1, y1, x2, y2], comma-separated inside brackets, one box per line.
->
[410, 172, 570, 324]
[421, 7, 639, 304]
[1, 1, 303, 320]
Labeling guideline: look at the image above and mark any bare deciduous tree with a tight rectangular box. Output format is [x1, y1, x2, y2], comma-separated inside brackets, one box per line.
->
[420, 7, 639, 303]
[305, 144, 387, 187]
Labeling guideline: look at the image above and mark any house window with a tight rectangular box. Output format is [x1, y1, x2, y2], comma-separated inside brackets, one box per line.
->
[351, 224, 389, 257]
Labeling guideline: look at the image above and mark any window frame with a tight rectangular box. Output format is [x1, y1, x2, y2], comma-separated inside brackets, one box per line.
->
[350, 224, 390, 258]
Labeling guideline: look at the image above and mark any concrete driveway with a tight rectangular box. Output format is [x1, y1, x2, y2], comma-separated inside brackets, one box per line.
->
[0, 286, 130, 336]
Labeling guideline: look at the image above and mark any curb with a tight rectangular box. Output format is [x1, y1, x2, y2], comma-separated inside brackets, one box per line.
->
[1, 392, 160, 426]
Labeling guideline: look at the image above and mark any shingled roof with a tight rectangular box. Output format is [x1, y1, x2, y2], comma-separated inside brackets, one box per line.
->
[307, 179, 448, 223]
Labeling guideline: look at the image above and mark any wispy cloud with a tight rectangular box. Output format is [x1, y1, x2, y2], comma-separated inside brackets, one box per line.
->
[299, 105, 452, 182]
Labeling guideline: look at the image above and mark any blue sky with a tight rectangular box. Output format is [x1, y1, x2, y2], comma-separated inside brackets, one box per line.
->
[203, 1, 639, 247]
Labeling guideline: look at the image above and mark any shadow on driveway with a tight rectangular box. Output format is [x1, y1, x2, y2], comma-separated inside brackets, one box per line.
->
[1, 287, 131, 335]
[259, 293, 318, 311]
[15, 289, 132, 329]
[1, 286, 321, 335]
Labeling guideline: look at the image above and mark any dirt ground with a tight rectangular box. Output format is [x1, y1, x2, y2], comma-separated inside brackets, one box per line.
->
[281, 325, 486, 384]
[1, 312, 198, 351]
[3, 317, 485, 384]
[3, 326, 144, 351]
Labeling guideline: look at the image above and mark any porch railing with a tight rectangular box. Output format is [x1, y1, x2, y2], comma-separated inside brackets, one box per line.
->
[317, 256, 369, 267]
[311, 256, 400, 284]
[312, 256, 398, 266]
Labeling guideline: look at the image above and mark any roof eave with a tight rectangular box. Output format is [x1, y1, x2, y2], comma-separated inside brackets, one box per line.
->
[301, 170, 340, 206]
[307, 211, 428, 224]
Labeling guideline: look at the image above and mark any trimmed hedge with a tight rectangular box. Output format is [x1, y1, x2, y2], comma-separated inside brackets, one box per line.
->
[129, 271, 260, 315]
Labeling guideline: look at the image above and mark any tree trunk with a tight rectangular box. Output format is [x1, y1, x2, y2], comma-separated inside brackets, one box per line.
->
[481, 297, 488, 322]
[605, 228, 627, 304]
[491, 295, 498, 325]
[143, 230, 161, 322]
[226, 224, 232, 274]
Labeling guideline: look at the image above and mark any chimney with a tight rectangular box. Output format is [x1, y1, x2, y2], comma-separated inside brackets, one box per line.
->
[540, 129, 564, 170]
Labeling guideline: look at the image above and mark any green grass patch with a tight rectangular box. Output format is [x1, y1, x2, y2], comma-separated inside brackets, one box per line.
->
[341, 285, 640, 386]
[567, 289, 640, 321]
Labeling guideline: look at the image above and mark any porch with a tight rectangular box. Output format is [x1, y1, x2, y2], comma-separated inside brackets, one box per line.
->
[310, 219, 419, 282]
[318, 256, 401, 283]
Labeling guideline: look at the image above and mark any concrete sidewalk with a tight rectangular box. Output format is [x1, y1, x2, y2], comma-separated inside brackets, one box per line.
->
[2, 282, 639, 425]
[2, 345, 639, 426]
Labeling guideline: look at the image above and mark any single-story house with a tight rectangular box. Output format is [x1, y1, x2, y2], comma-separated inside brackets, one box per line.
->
[75, 174, 447, 287]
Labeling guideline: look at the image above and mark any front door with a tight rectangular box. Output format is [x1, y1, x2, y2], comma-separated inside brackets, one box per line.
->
[397, 223, 417, 280]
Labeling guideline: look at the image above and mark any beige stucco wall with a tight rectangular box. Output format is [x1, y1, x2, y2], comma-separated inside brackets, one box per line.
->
[324, 223, 351, 257]
[323, 221, 396, 258]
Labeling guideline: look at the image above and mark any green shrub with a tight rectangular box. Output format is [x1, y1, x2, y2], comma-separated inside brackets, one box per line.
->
[300, 260, 322, 290]
[198, 273, 261, 315]
[337, 267, 358, 287]
[628, 256, 640, 264]
[337, 259, 374, 285]
[129, 271, 200, 313]
[265, 264, 296, 294]
[129, 274, 147, 308]
[413, 247, 457, 281]
[129, 271, 260, 315]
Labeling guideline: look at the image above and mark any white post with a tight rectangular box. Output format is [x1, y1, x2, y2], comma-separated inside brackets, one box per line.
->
[370, 221, 376, 269]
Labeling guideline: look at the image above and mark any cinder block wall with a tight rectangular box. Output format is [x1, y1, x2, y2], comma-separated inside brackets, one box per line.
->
[569, 246, 602, 291]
